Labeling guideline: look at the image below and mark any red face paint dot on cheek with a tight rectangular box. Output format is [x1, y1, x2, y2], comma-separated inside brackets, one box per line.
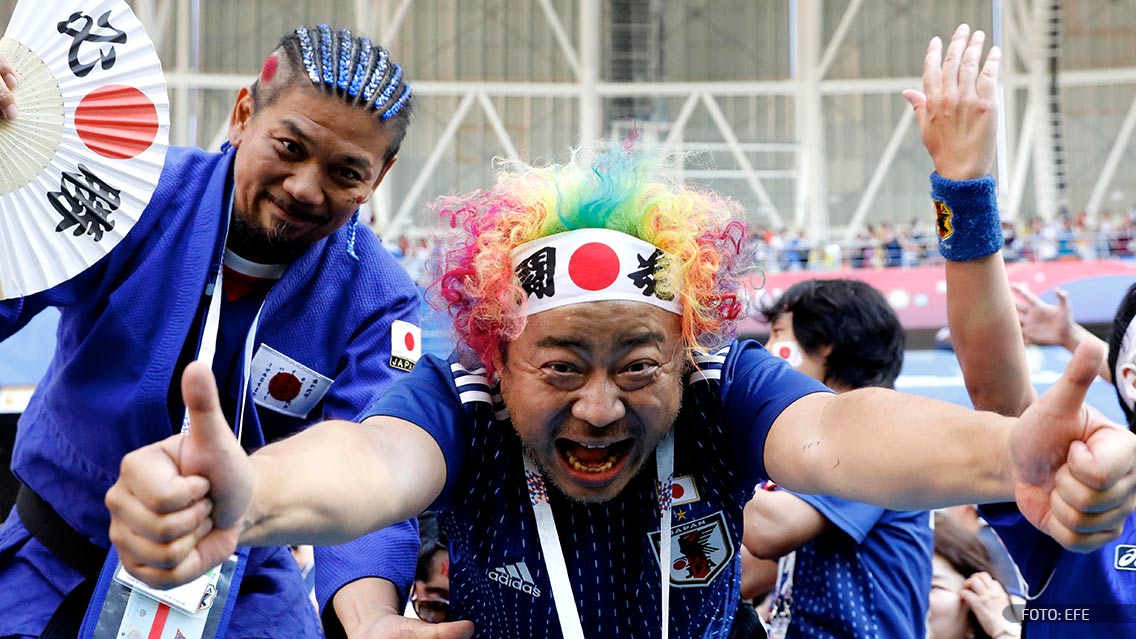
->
[260, 55, 279, 83]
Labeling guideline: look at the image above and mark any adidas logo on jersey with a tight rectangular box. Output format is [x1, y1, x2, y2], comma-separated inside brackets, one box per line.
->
[488, 562, 542, 597]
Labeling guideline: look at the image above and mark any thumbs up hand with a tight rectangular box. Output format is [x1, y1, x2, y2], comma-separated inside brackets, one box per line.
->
[1011, 341, 1136, 551]
[107, 361, 253, 587]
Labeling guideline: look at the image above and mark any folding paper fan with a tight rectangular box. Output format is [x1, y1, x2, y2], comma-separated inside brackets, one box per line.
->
[0, 0, 169, 299]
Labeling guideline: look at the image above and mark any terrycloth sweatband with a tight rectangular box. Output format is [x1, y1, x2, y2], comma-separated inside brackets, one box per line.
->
[930, 172, 1002, 262]
[510, 228, 682, 317]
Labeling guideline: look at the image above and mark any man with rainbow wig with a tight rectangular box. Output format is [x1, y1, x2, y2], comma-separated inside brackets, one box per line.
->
[105, 34, 1136, 639]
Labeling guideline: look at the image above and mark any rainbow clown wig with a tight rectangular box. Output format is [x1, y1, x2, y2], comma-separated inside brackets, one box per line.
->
[431, 142, 757, 375]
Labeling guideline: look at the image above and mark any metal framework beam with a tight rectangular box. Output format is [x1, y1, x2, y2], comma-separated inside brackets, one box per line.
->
[842, 108, 916, 242]
[382, 93, 477, 238]
[1085, 92, 1136, 216]
[701, 93, 783, 228]
[816, 0, 863, 79]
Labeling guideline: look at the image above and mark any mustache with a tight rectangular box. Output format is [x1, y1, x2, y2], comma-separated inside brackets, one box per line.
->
[265, 192, 323, 224]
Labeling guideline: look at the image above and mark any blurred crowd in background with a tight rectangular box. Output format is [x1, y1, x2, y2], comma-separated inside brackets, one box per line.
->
[390, 207, 1136, 286]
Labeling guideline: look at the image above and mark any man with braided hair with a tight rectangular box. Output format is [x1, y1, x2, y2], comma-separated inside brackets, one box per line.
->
[0, 25, 429, 639]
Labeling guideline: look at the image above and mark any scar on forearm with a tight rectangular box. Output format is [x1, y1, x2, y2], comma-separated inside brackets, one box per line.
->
[803, 440, 820, 451]
[830, 459, 840, 470]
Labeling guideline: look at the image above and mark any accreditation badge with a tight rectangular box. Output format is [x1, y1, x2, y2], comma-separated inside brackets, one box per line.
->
[80, 549, 247, 639]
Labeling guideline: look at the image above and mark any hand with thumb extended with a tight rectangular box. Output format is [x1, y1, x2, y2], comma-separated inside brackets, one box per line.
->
[1010, 340, 1136, 552]
[106, 361, 253, 588]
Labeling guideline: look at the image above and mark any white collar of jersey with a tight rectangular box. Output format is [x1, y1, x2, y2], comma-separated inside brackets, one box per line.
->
[223, 248, 287, 280]
[509, 228, 683, 317]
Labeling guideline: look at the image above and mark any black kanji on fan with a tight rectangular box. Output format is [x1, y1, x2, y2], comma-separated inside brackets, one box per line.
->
[515, 247, 556, 299]
[57, 10, 127, 78]
[48, 164, 121, 242]
[628, 248, 670, 298]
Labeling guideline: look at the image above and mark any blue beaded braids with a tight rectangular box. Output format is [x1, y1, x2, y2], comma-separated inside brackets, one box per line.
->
[291, 25, 412, 121]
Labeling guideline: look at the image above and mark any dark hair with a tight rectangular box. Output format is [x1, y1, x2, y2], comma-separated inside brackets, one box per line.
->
[933, 513, 1003, 639]
[416, 512, 448, 582]
[250, 24, 412, 162]
[1107, 282, 1136, 430]
[761, 279, 905, 389]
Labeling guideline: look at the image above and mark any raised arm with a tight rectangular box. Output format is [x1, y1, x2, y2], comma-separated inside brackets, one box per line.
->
[902, 24, 1035, 416]
[106, 361, 446, 588]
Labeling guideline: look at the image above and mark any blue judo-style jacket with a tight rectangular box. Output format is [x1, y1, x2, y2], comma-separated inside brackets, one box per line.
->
[0, 146, 421, 637]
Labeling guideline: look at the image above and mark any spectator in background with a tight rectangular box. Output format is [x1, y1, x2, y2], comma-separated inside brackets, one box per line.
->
[940, 504, 1027, 600]
[746, 279, 933, 639]
[411, 530, 451, 624]
[930, 513, 1021, 639]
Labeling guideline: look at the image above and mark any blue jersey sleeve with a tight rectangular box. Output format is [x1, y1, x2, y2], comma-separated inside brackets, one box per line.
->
[361, 354, 471, 510]
[314, 519, 420, 618]
[792, 491, 886, 544]
[718, 340, 831, 483]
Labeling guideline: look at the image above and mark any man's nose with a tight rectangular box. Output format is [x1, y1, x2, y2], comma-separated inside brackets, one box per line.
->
[571, 375, 626, 427]
[282, 162, 325, 206]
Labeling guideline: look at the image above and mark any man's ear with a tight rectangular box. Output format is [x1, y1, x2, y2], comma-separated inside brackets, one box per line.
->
[371, 156, 397, 191]
[1120, 363, 1136, 404]
[227, 86, 255, 148]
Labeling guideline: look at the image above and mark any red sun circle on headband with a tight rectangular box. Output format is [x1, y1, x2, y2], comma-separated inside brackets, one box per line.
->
[268, 372, 302, 402]
[778, 346, 792, 359]
[404, 332, 416, 351]
[568, 243, 620, 291]
[75, 85, 160, 160]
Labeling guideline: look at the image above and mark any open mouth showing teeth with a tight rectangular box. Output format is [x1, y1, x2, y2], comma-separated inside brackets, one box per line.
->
[555, 439, 634, 475]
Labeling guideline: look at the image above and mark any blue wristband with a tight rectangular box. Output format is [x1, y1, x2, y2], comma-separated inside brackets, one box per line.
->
[930, 172, 1002, 262]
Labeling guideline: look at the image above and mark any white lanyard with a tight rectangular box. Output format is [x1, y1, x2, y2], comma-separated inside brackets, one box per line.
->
[180, 190, 267, 445]
[767, 551, 796, 639]
[523, 430, 675, 639]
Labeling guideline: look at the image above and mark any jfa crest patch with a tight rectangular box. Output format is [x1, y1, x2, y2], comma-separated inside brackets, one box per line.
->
[648, 511, 734, 587]
[390, 320, 421, 372]
[249, 345, 333, 418]
[934, 200, 954, 240]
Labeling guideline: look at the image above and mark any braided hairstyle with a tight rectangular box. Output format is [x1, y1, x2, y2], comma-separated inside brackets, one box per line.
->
[251, 24, 412, 162]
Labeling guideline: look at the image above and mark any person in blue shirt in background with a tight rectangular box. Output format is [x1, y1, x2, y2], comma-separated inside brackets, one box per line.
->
[910, 23, 1136, 638]
[0, 24, 433, 639]
[745, 279, 933, 639]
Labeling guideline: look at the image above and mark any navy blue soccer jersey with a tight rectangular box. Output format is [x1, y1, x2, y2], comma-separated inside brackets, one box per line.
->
[777, 492, 933, 638]
[365, 339, 828, 638]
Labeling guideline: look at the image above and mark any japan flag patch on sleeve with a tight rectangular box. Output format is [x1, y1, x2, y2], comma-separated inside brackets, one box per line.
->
[249, 345, 334, 418]
[390, 320, 421, 372]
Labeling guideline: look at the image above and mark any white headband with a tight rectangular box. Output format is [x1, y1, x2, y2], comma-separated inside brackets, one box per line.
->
[510, 228, 683, 317]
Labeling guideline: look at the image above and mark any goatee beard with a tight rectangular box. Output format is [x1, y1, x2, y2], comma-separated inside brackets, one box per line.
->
[228, 214, 305, 263]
